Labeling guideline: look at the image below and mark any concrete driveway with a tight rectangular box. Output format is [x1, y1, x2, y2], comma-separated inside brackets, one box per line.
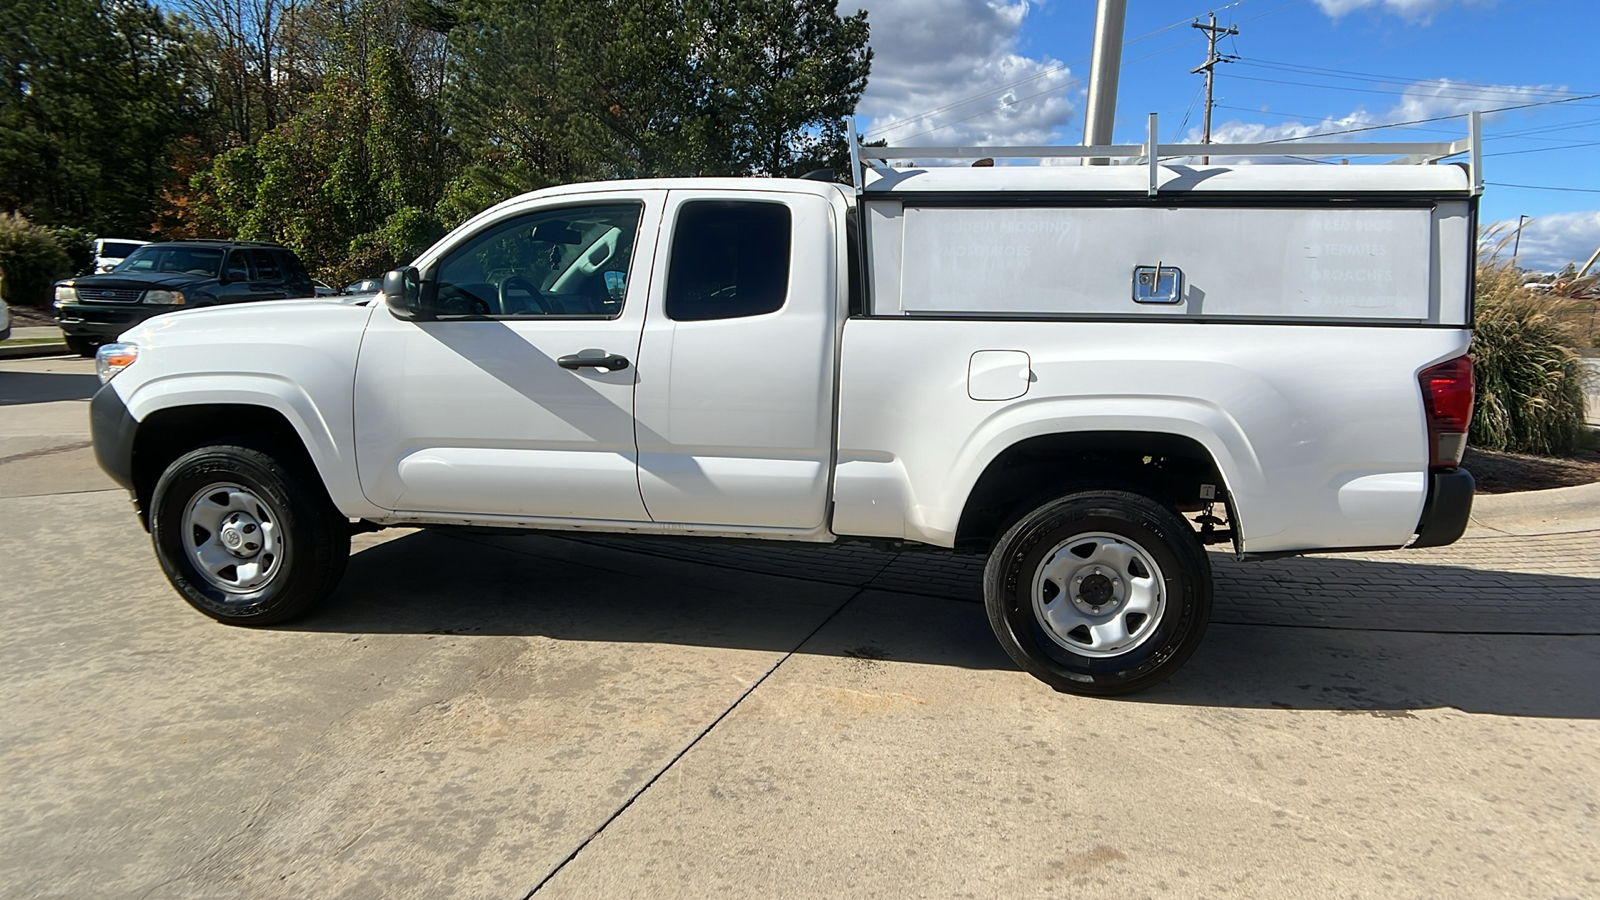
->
[2, 356, 1597, 899]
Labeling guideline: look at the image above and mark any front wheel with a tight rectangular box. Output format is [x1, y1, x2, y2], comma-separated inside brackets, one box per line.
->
[149, 444, 350, 625]
[984, 489, 1212, 696]
[66, 335, 98, 357]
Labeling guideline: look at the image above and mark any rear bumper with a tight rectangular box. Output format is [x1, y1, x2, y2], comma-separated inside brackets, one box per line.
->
[56, 303, 170, 340]
[1411, 467, 1474, 548]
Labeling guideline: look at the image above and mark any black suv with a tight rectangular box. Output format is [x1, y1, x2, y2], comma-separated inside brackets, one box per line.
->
[54, 240, 317, 355]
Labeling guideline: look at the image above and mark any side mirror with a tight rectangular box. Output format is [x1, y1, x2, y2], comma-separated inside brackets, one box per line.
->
[223, 266, 250, 284]
[383, 267, 428, 320]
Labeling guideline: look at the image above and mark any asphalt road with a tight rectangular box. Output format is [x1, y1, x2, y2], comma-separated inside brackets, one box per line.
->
[2, 356, 1597, 899]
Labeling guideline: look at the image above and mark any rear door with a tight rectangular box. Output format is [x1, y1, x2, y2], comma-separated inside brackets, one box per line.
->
[633, 189, 841, 530]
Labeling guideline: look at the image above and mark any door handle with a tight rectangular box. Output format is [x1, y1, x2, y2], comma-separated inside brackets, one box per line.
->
[558, 350, 630, 371]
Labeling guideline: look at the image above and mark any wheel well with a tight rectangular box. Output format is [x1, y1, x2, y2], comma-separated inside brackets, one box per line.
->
[130, 404, 318, 526]
[954, 431, 1229, 552]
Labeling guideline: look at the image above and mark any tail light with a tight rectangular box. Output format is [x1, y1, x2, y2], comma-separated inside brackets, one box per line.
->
[1418, 355, 1474, 468]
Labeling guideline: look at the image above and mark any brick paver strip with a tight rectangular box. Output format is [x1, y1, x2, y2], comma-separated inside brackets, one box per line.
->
[576, 528, 1600, 635]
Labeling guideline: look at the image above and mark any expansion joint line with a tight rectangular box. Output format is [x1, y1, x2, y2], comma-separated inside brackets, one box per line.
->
[520, 586, 869, 898]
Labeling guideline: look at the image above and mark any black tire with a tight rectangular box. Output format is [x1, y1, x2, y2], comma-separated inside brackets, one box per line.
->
[66, 336, 98, 357]
[983, 489, 1212, 696]
[149, 443, 350, 625]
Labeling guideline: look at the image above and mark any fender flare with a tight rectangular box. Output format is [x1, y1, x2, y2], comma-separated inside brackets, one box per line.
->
[120, 372, 385, 519]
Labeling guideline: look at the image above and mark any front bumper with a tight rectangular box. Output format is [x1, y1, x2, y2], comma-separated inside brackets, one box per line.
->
[56, 302, 170, 340]
[90, 383, 138, 493]
[1411, 467, 1475, 548]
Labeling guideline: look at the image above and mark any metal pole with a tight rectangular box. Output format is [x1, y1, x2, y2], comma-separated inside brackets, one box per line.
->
[1082, 0, 1127, 166]
[1512, 214, 1529, 267]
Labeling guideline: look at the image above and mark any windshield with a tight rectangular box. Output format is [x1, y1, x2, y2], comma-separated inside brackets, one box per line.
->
[100, 242, 145, 259]
[114, 246, 225, 277]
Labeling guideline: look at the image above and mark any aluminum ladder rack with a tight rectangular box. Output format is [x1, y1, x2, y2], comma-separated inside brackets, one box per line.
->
[846, 111, 1483, 197]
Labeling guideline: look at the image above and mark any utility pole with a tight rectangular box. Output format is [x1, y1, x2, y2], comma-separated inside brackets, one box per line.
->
[1082, 0, 1128, 166]
[1512, 214, 1530, 268]
[1191, 13, 1239, 166]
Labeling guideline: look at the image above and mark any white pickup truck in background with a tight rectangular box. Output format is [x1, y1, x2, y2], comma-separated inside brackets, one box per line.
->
[88, 120, 1482, 695]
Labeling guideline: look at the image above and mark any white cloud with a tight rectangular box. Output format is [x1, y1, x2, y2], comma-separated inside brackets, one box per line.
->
[854, 0, 1076, 147]
[1191, 79, 1570, 153]
[1314, 0, 1494, 24]
[1491, 212, 1600, 274]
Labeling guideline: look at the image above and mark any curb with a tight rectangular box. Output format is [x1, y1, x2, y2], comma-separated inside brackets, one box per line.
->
[0, 342, 71, 360]
[1464, 480, 1600, 538]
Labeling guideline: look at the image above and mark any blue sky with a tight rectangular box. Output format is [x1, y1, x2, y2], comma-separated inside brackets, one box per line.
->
[852, 0, 1599, 272]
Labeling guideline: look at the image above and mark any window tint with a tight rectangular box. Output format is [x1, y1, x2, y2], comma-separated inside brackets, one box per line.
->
[250, 249, 282, 281]
[278, 251, 309, 281]
[100, 242, 143, 259]
[116, 246, 224, 276]
[434, 203, 643, 317]
[666, 201, 791, 322]
[225, 250, 252, 281]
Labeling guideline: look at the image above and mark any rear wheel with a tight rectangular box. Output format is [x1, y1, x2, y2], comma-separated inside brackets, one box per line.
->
[149, 443, 349, 625]
[984, 489, 1212, 696]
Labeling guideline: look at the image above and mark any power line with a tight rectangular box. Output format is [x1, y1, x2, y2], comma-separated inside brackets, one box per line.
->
[1266, 92, 1600, 143]
[1234, 58, 1589, 97]
[1174, 83, 1206, 141]
[1227, 72, 1599, 106]
[1484, 139, 1600, 158]
[1486, 182, 1600, 194]
[1211, 104, 1600, 144]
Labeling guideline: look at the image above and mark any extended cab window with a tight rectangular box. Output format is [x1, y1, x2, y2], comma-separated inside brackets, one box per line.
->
[433, 203, 642, 317]
[666, 200, 792, 321]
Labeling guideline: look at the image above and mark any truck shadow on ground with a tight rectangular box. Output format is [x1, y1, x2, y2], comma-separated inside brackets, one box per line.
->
[0, 369, 100, 405]
[300, 528, 1600, 720]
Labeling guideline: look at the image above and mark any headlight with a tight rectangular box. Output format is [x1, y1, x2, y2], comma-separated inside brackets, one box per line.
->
[55, 285, 78, 303]
[144, 290, 185, 305]
[96, 343, 138, 383]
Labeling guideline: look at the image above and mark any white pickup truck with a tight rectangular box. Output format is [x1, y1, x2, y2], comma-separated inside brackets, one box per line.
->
[89, 123, 1482, 695]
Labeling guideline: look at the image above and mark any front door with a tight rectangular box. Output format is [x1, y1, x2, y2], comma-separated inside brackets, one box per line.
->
[354, 193, 662, 521]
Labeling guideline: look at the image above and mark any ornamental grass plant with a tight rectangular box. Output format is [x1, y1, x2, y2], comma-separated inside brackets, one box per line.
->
[1470, 259, 1591, 455]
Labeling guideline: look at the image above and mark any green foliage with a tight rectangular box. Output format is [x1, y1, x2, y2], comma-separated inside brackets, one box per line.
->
[1470, 261, 1591, 455]
[5, 0, 874, 276]
[192, 43, 449, 282]
[46, 226, 96, 275]
[0, 214, 74, 308]
[0, 0, 195, 234]
[443, 0, 872, 214]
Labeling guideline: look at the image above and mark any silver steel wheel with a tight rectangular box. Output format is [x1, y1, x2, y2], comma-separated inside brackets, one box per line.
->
[1030, 531, 1166, 658]
[181, 483, 286, 595]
